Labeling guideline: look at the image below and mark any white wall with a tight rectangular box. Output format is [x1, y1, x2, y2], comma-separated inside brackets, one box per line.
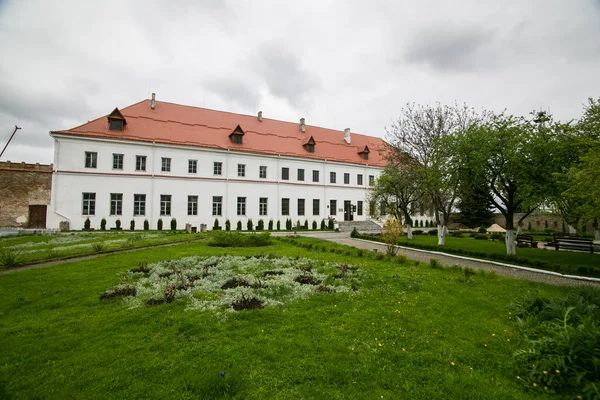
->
[47, 136, 383, 230]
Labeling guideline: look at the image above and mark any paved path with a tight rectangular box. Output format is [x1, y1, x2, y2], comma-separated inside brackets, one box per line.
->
[283, 231, 600, 288]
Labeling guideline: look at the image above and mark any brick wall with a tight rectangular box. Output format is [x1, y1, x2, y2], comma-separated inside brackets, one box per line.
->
[0, 161, 53, 228]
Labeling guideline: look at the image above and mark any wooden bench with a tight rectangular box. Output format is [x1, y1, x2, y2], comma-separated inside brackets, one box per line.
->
[555, 237, 594, 253]
[516, 234, 538, 248]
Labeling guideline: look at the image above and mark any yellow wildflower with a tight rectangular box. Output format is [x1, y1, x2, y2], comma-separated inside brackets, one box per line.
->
[533, 383, 537, 387]
[556, 370, 560, 374]
[451, 362, 455, 366]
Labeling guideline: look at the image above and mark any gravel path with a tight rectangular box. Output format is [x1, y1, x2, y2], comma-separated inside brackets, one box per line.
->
[288, 231, 600, 288]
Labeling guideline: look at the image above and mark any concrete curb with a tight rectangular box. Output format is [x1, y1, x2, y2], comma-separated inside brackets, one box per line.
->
[355, 238, 600, 284]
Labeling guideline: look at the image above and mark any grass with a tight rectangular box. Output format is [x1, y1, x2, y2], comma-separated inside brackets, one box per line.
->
[0, 236, 593, 399]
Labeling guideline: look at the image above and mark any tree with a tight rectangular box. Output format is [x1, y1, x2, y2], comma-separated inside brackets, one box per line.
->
[381, 217, 403, 255]
[387, 102, 480, 245]
[454, 113, 562, 254]
[170, 218, 177, 231]
[369, 162, 423, 239]
[455, 169, 493, 228]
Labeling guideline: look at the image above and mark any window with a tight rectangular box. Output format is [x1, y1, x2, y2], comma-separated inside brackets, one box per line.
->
[237, 197, 246, 216]
[344, 173, 350, 184]
[85, 152, 97, 168]
[188, 160, 197, 174]
[313, 199, 320, 216]
[362, 152, 369, 160]
[357, 174, 363, 186]
[380, 202, 387, 216]
[136, 156, 146, 172]
[160, 194, 171, 216]
[330, 200, 337, 216]
[237, 164, 246, 177]
[369, 175, 375, 186]
[232, 134, 243, 144]
[188, 195, 198, 216]
[330, 172, 336, 184]
[82, 192, 96, 215]
[259, 197, 268, 216]
[109, 119, 123, 131]
[212, 196, 222, 216]
[161, 157, 171, 172]
[297, 168, 305, 181]
[312, 170, 319, 182]
[110, 193, 122, 216]
[369, 201, 376, 216]
[214, 162, 222, 176]
[259, 165, 267, 179]
[133, 194, 146, 216]
[281, 167, 289, 180]
[298, 199, 305, 216]
[357, 201, 363, 216]
[306, 143, 315, 153]
[281, 198, 290, 216]
[112, 153, 123, 170]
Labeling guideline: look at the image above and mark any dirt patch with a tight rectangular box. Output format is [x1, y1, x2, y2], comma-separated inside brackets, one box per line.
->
[263, 270, 284, 277]
[221, 278, 252, 290]
[295, 275, 321, 285]
[231, 297, 264, 311]
[100, 286, 136, 300]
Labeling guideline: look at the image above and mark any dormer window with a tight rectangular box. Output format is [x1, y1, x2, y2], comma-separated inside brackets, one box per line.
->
[303, 136, 316, 153]
[358, 145, 370, 160]
[107, 108, 126, 131]
[229, 124, 245, 144]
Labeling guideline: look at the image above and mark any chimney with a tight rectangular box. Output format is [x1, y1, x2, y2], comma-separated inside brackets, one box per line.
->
[344, 128, 351, 144]
[151, 93, 156, 109]
[299, 117, 306, 132]
[257, 111, 263, 122]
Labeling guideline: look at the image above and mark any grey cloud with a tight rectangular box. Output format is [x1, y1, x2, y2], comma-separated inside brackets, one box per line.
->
[203, 77, 261, 111]
[403, 25, 496, 72]
[252, 44, 321, 108]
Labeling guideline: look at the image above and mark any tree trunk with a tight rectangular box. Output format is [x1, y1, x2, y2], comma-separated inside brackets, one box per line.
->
[516, 224, 522, 235]
[505, 230, 516, 255]
[406, 223, 413, 240]
[568, 225, 577, 235]
[437, 224, 447, 246]
[595, 228, 600, 241]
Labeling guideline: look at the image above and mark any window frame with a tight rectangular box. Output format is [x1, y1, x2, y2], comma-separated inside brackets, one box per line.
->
[112, 153, 123, 170]
[357, 174, 363, 186]
[110, 193, 123, 216]
[357, 201, 363, 216]
[259, 197, 268, 216]
[297, 198, 305, 216]
[281, 167, 289, 180]
[237, 164, 246, 177]
[312, 170, 319, 182]
[259, 165, 267, 179]
[237, 197, 246, 216]
[330, 199, 337, 216]
[213, 162, 222, 176]
[133, 194, 146, 216]
[135, 155, 147, 172]
[344, 173, 350, 185]
[297, 168, 305, 181]
[82, 192, 96, 215]
[160, 194, 172, 216]
[187, 195, 198, 216]
[281, 198, 290, 216]
[188, 159, 198, 174]
[161, 157, 171, 173]
[212, 196, 223, 216]
[369, 175, 375, 186]
[85, 151, 97, 169]
[330, 171, 336, 184]
[312, 199, 320, 216]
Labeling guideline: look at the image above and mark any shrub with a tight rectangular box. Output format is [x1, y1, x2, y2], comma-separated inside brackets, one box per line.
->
[115, 219, 121, 230]
[170, 218, 177, 231]
[268, 219, 273, 230]
[296, 220, 301, 231]
[321, 219, 326, 230]
[382, 217, 402, 256]
[157, 218, 163, 231]
[375, 253, 385, 260]
[84, 218, 91, 230]
[328, 218, 334, 230]
[303, 220, 308, 230]
[474, 233, 488, 240]
[396, 254, 407, 264]
[0, 249, 23, 268]
[225, 219, 231, 231]
[312, 220, 317, 230]
[236, 221, 242, 231]
[276, 220, 281, 230]
[208, 231, 271, 247]
[528, 221, 532, 231]
[429, 259, 442, 269]
[256, 219, 264, 231]
[511, 291, 600, 397]
[463, 267, 476, 283]
[357, 249, 364, 257]
[286, 219, 292, 231]
[213, 218, 221, 230]
[130, 219, 135, 230]
[420, 220, 424, 227]
[91, 242, 106, 253]
[490, 233, 503, 240]
[247, 219, 254, 231]
[450, 231, 463, 238]
[428, 229, 438, 236]
[412, 230, 423, 235]
[143, 219, 149, 231]
[478, 226, 487, 233]
[350, 227, 359, 238]
[100, 218, 107, 231]
[425, 220, 429, 228]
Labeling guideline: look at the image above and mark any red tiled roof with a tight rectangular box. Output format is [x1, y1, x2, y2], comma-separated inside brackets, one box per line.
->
[52, 99, 389, 167]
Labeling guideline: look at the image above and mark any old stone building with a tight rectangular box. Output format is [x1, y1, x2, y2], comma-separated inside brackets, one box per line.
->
[0, 161, 52, 228]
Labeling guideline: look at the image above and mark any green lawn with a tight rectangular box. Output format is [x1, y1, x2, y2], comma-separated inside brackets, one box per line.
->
[379, 234, 600, 277]
[0, 236, 593, 399]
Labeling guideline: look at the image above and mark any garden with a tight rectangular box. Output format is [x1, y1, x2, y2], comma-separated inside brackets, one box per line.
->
[1, 232, 597, 399]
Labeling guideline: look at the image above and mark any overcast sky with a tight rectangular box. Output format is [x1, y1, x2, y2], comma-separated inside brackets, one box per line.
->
[1, 0, 599, 164]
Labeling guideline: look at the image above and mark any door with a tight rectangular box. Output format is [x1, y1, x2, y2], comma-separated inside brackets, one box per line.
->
[344, 201, 353, 221]
[28, 205, 47, 228]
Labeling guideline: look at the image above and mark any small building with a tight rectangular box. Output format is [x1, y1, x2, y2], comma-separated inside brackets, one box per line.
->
[0, 161, 53, 228]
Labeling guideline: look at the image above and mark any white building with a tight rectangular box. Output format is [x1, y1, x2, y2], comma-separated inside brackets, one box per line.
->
[47, 95, 388, 230]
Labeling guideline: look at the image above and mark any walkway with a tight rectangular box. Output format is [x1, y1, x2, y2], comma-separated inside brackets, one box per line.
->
[282, 231, 600, 288]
